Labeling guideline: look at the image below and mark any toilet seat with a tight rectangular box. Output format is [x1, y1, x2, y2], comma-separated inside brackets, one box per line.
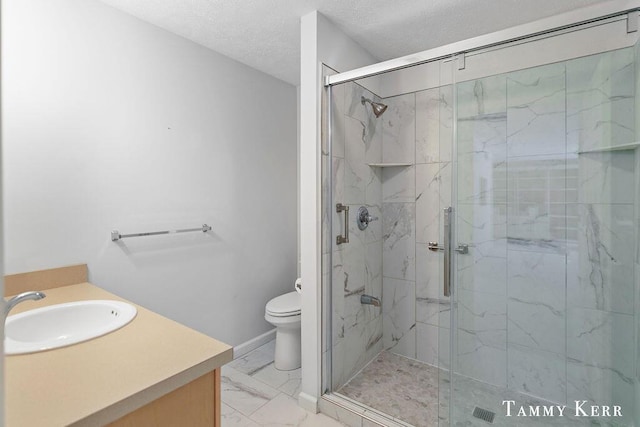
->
[266, 291, 301, 317]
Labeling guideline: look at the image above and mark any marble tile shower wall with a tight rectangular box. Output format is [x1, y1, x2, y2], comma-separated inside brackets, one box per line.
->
[380, 86, 454, 366]
[323, 78, 385, 390]
[636, 40, 640, 408]
[377, 47, 638, 421]
[565, 49, 636, 423]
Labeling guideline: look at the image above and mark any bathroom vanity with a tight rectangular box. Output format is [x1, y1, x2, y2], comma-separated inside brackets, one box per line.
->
[4, 265, 233, 427]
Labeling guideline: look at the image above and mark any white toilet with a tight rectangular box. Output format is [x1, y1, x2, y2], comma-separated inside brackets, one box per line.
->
[265, 291, 301, 371]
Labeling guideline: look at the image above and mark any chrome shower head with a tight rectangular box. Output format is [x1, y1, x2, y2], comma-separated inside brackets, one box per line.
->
[361, 96, 388, 118]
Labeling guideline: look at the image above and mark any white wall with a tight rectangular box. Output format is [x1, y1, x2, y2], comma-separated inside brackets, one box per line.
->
[0, 0, 4, 422]
[299, 10, 378, 411]
[1, 0, 297, 347]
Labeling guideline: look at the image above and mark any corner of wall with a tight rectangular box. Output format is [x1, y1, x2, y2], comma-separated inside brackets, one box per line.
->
[299, 8, 379, 407]
[298, 392, 319, 413]
[297, 84, 302, 277]
[0, 0, 6, 421]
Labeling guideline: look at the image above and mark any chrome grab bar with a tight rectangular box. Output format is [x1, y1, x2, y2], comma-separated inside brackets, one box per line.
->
[443, 207, 452, 297]
[336, 203, 349, 245]
[431, 207, 468, 296]
[111, 224, 212, 241]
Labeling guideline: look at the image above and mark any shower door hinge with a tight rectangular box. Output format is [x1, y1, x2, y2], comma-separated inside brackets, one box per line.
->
[457, 53, 466, 70]
[628, 12, 638, 33]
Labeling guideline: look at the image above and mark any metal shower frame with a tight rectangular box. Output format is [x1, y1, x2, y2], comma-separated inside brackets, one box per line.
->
[320, 0, 640, 422]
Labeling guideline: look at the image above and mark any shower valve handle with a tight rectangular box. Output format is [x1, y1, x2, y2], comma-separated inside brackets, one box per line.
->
[357, 206, 378, 230]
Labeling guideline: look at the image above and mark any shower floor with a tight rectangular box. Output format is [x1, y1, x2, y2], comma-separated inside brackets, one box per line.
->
[337, 351, 616, 427]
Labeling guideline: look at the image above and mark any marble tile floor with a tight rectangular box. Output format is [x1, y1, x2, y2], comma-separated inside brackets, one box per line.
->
[338, 351, 624, 427]
[221, 340, 347, 427]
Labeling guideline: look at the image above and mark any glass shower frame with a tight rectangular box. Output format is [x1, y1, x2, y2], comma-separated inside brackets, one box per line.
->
[321, 9, 640, 427]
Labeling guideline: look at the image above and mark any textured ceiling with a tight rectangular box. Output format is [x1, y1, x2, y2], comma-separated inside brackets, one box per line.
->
[98, 0, 610, 85]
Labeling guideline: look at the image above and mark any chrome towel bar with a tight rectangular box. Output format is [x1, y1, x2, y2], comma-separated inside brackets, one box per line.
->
[111, 224, 212, 241]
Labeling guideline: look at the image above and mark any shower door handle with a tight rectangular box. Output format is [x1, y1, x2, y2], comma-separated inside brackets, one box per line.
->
[428, 242, 444, 252]
[443, 207, 452, 297]
[336, 203, 349, 245]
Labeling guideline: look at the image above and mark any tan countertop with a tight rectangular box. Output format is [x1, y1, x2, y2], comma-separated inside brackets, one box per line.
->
[5, 282, 233, 427]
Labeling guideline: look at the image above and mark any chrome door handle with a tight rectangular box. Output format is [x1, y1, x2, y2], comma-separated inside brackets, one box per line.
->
[428, 242, 444, 252]
[429, 242, 468, 254]
[336, 203, 349, 245]
[455, 244, 469, 254]
[443, 207, 451, 297]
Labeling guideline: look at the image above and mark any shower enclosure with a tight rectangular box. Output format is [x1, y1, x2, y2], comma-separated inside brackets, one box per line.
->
[321, 9, 640, 427]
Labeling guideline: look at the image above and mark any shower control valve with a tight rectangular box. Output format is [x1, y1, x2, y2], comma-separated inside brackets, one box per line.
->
[357, 206, 378, 230]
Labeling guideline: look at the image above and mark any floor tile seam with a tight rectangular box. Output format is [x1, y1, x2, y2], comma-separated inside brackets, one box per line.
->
[246, 392, 296, 424]
[221, 371, 282, 416]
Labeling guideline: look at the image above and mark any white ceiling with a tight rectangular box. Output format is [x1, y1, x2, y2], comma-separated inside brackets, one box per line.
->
[98, 0, 610, 85]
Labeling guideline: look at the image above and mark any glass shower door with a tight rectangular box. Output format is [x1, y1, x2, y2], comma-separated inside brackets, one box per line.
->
[447, 48, 639, 426]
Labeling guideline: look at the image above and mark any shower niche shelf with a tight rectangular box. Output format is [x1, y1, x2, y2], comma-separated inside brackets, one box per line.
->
[367, 163, 412, 167]
[577, 141, 640, 154]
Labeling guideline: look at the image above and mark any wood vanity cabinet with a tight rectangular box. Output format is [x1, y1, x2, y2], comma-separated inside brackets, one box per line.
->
[5, 265, 232, 427]
[107, 369, 221, 427]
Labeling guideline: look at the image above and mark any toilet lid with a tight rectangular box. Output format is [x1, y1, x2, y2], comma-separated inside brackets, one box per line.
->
[266, 291, 301, 317]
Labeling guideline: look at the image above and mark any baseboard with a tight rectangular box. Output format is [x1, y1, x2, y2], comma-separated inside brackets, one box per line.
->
[233, 328, 276, 359]
[298, 392, 319, 413]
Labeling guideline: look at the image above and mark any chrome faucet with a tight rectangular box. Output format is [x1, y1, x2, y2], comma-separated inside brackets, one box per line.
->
[5, 291, 46, 317]
[360, 294, 381, 307]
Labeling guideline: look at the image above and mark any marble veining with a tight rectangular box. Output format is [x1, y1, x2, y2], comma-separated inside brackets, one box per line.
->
[383, 165, 415, 203]
[383, 203, 416, 281]
[506, 62, 566, 158]
[506, 155, 567, 252]
[382, 93, 416, 164]
[328, 81, 385, 391]
[568, 204, 635, 314]
[416, 322, 443, 366]
[415, 88, 440, 164]
[344, 116, 374, 205]
[507, 250, 566, 354]
[567, 48, 635, 153]
[456, 203, 507, 260]
[567, 359, 635, 426]
[567, 307, 634, 380]
[324, 47, 639, 427]
[457, 254, 507, 296]
[573, 151, 635, 205]
[221, 366, 281, 416]
[439, 85, 454, 163]
[222, 342, 344, 427]
[415, 163, 444, 244]
[508, 344, 567, 404]
[383, 278, 416, 358]
[457, 75, 507, 119]
[457, 289, 506, 351]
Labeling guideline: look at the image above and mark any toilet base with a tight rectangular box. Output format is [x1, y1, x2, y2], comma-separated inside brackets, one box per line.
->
[274, 321, 301, 371]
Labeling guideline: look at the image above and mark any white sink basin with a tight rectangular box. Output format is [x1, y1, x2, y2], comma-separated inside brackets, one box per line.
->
[5, 300, 137, 355]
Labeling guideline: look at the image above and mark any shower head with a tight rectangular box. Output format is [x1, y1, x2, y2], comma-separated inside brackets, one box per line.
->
[361, 96, 388, 118]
